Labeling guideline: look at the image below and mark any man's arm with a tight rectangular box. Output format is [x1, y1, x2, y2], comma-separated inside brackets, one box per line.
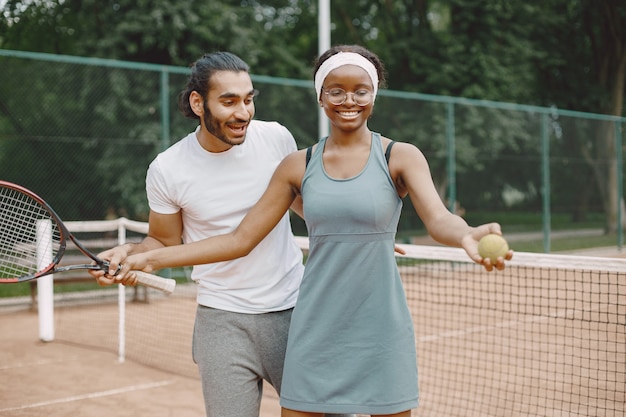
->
[91, 210, 183, 284]
[145, 210, 184, 248]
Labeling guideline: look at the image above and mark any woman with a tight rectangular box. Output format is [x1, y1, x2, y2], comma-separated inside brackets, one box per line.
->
[114, 45, 512, 416]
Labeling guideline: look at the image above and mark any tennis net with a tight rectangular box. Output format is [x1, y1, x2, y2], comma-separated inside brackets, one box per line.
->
[393, 244, 624, 417]
[48, 222, 624, 417]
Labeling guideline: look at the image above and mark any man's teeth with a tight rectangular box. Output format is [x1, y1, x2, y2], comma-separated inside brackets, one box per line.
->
[340, 111, 359, 117]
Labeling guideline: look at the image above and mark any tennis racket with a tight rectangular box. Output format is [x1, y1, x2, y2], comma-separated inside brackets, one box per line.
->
[0, 180, 176, 294]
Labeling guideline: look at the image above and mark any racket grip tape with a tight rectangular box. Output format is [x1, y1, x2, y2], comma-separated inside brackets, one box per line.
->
[135, 271, 176, 294]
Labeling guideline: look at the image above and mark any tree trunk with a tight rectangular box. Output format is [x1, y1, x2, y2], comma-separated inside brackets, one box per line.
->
[583, 0, 626, 233]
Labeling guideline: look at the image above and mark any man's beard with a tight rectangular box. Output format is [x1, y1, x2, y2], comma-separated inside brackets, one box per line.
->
[203, 109, 248, 147]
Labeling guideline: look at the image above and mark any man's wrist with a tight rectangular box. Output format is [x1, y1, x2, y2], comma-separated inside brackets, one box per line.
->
[120, 242, 137, 255]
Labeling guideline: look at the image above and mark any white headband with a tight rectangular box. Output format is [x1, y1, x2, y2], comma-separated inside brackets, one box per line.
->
[314, 51, 379, 103]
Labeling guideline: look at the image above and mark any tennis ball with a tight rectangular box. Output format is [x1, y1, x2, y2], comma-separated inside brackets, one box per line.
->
[478, 234, 509, 261]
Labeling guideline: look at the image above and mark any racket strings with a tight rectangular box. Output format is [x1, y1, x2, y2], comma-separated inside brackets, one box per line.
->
[0, 187, 62, 279]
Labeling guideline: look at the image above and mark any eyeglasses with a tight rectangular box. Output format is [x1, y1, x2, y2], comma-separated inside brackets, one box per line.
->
[322, 88, 373, 106]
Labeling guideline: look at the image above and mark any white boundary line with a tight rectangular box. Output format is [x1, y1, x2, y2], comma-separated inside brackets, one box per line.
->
[0, 357, 80, 370]
[0, 380, 175, 412]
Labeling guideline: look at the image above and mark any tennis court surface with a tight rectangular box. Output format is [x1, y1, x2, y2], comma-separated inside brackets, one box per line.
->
[0, 306, 280, 417]
[1, 242, 624, 417]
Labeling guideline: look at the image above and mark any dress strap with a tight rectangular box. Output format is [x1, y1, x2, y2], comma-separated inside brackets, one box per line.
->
[306, 145, 313, 167]
[385, 141, 396, 164]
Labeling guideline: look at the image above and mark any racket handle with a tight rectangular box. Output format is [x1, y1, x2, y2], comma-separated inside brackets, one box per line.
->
[135, 271, 176, 294]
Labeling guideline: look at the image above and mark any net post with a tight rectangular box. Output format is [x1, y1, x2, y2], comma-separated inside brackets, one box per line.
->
[36, 219, 54, 342]
[318, 0, 330, 139]
[117, 218, 127, 363]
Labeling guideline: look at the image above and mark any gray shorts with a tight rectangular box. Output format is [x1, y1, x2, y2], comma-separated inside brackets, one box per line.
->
[192, 305, 354, 417]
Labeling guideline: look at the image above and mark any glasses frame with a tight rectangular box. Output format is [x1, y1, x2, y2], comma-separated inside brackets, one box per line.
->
[322, 88, 373, 106]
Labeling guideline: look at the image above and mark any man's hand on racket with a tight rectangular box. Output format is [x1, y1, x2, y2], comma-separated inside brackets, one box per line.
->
[109, 251, 157, 284]
[462, 223, 513, 272]
[88, 244, 139, 287]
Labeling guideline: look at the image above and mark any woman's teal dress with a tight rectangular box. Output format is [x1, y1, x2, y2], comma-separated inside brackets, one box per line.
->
[280, 133, 419, 415]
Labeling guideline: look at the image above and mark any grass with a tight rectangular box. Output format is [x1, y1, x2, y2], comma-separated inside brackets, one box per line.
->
[0, 281, 33, 298]
[462, 210, 607, 232]
[507, 233, 619, 253]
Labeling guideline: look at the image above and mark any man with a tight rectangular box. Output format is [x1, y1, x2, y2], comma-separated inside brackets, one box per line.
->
[91, 52, 351, 417]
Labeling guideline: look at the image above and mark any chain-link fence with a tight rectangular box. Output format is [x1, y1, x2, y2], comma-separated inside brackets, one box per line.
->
[1, 49, 624, 248]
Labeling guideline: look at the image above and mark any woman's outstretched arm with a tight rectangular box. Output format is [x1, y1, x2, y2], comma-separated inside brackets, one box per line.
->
[388, 141, 512, 270]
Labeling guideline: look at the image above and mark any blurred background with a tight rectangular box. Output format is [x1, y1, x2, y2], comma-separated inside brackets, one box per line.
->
[1, 5, 624, 416]
[1, 0, 625, 252]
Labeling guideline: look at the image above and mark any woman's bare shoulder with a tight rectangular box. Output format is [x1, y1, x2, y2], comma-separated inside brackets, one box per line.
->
[381, 136, 424, 158]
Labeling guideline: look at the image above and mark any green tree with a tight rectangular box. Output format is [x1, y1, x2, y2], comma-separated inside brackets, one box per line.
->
[1, 0, 624, 231]
[531, 0, 626, 232]
[325, 0, 625, 230]
[0, 0, 320, 219]
[324, 0, 541, 213]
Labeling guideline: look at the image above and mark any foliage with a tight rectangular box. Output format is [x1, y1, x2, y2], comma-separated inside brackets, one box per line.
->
[0, 0, 316, 75]
[0, 0, 624, 227]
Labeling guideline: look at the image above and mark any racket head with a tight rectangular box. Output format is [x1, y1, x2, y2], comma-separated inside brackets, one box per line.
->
[0, 181, 69, 282]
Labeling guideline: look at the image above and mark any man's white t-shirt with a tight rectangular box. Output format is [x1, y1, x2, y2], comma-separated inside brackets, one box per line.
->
[146, 120, 304, 313]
